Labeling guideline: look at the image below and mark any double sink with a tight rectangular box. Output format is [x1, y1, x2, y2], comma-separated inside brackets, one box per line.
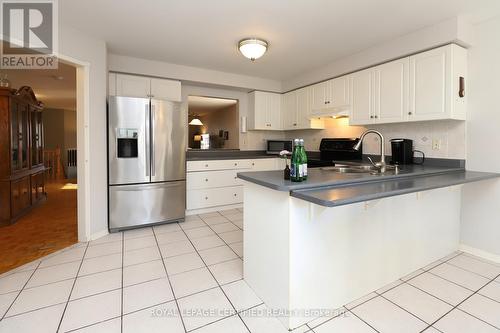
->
[321, 162, 401, 175]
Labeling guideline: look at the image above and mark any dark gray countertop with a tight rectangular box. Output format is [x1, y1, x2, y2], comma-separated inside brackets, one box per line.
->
[237, 165, 466, 192]
[186, 150, 277, 161]
[291, 171, 500, 207]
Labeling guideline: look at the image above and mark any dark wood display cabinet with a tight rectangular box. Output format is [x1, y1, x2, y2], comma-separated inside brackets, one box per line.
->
[0, 86, 46, 225]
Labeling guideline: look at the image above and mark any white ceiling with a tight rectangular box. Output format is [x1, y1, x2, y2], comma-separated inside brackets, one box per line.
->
[60, 0, 500, 81]
[0, 61, 76, 110]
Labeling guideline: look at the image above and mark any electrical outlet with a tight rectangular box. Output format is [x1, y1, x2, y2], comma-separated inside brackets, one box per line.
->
[432, 139, 441, 150]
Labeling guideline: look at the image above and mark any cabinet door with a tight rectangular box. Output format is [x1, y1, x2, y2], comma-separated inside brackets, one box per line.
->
[311, 81, 328, 111]
[375, 58, 409, 123]
[250, 91, 267, 130]
[282, 91, 298, 130]
[108, 73, 116, 96]
[116, 74, 151, 98]
[409, 46, 450, 121]
[297, 87, 310, 128]
[10, 101, 20, 171]
[267, 93, 282, 130]
[329, 76, 350, 108]
[150, 78, 181, 102]
[19, 103, 29, 170]
[349, 69, 374, 126]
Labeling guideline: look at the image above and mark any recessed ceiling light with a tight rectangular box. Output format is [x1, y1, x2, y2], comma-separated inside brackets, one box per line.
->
[238, 38, 268, 61]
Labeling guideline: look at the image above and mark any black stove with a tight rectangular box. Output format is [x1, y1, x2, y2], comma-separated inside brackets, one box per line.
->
[308, 138, 363, 168]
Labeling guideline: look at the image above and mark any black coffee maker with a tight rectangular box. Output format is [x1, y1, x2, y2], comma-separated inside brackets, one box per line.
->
[390, 139, 425, 165]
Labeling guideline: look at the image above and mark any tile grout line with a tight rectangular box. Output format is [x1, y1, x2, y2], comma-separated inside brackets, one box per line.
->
[55, 241, 90, 332]
[64, 315, 121, 333]
[151, 227, 188, 333]
[348, 307, 382, 333]
[419, 272, 500, 332]
[445, 260, 500, 281]
[179, 213, 252, 333]
[198, 212, 243, 266]
[0, 260, 41, 321]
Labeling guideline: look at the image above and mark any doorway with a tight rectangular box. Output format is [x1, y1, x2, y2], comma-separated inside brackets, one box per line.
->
[0, 62, 79, 273]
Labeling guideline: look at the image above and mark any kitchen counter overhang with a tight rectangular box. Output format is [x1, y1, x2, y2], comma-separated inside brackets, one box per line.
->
[237, 166, 500, 207]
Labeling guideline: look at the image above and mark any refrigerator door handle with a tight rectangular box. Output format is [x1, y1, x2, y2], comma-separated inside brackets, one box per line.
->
[151, 103, 156, 177]
[145, 103, 150, 177]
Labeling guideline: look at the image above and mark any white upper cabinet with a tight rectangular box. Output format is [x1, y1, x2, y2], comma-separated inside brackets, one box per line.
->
[375, 57, 409, 124]
[248, 91, 282, 130]
[150, 78, 182, 102]
[108, 73, 117, 96]
[282, 91, 298, 129]
[349, 44, 467, 125]
[349, 68, 374, 125]
[112, 73, 181, 101]
[281, 87, 325, 130]
[311, 81, 329, 111]
[116, 74, 151, 98]
[311, 75, 350, 114]
[409, 44, 466, 121]
[330, 75, 350, 109]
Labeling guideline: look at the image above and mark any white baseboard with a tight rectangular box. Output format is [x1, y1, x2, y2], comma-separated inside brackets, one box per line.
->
[186, 203, 243, 216]
[90, 229, 109, 241]
[459, 244, 500, 264]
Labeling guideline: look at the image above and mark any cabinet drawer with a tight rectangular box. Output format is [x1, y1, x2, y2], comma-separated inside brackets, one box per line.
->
[187, 186, 243, 210]
[250, 158, 278, 171]
[187, 169, 245, 190]
[187, 159, 252, 172]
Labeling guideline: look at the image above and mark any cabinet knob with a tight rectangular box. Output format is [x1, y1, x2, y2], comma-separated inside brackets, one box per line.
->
[234, 193, 237, 197]
[205, 178, 208, 182]
[408, 112, 413, 115]
[374, 115, 378, 119]
[293, 123, 297, 126]
[234, 163, 237, 166]
[205, 164, 208, 167]
[205, 196, 208, 200]
[252, 162, 255, 166]
[370, 115, 374, 119]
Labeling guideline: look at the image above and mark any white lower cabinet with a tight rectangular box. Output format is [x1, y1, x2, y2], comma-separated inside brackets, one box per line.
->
[187, 186, 243, 210]
[186, 157, 280, 213]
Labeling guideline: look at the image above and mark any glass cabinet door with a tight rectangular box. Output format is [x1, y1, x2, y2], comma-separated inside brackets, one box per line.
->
[10, 102, 20, 171]
[37, 112, 44, 165]
[31, 109, 38, 166]
[20, 103, 29, 169]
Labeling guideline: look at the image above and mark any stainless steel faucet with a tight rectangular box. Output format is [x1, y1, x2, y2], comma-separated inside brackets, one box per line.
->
[353, 129, 387, 173]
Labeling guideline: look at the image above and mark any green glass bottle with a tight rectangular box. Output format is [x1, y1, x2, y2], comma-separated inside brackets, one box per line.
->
[291, 139, 301, 182]
[300, 139, 308, 181]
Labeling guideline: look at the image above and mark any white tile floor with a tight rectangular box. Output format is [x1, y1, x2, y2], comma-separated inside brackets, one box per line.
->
[1, 208, 500, 332]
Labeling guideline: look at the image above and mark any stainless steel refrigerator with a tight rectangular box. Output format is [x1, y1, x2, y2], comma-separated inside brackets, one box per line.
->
[108, 96, 186, 232]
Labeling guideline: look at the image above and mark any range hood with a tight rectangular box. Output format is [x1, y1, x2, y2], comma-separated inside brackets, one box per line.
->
[308, 108, 349, 120]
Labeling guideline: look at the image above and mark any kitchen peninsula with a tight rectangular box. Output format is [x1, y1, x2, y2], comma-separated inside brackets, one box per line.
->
[238, 166, 499, 330]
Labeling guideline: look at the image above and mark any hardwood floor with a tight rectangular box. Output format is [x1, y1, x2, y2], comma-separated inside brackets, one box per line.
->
[0, 179, 77, 274]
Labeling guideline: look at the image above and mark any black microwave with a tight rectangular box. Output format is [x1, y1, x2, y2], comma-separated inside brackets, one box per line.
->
[266, 140, 293, 155]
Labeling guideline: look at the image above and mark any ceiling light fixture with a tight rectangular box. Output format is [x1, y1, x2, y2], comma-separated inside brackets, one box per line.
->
[238, 38, 268, 61]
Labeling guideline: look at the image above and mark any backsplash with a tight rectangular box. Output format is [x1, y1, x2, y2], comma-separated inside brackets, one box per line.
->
[284, 118, 466, 159]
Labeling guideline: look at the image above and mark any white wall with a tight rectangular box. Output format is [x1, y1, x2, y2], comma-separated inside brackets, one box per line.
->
[283, 17, 474, 91]
[109, 54, 282, 92]
[59, 24, 108, 239]
[460, 15, 500, 258]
